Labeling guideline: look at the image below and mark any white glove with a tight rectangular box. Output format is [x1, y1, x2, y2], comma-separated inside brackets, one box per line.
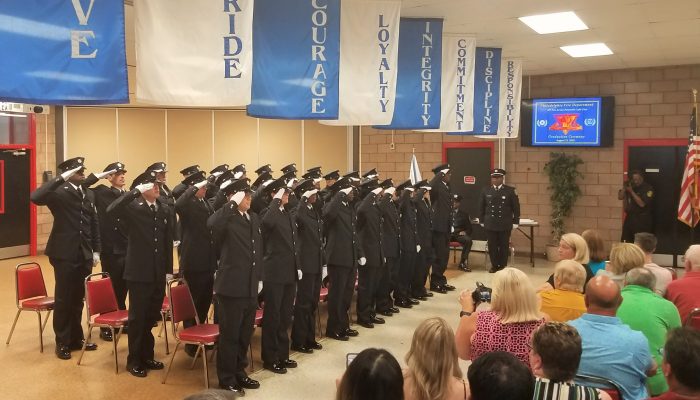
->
[274, 188, 285, 200]
[136, 182, 154, 193]
[371, 187, 383, 195]
[261, 179, 274, 187]
[231, 191, 245, 205]
[385, 187, 396, 196]
[92, 252, 100, 266]
[513, 224, 519, 229]
[286, 179, 297, 188]
[95, 169, 116, 179]
[233, 171, 244, 179]
[358, 257, 367, 266]
[451, 226, 455, 233]
[173, 240, 181, 248]
[480, 223, 484, 227]
[302, 189, 318, 199]
[60, 166, 83, 181]
[211, 171, 224, 178]
[166, 273, 174, 282]
[258, 281, 264, 294]
[194, 180, 207, 189]
[405, 187, 415, 192]
[416, 245, 421, 253]
[340, 187, 353, 195]
[297, 270, 303, 280]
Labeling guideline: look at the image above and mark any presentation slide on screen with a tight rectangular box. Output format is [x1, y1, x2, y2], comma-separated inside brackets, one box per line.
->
[531, 97, 602, 146]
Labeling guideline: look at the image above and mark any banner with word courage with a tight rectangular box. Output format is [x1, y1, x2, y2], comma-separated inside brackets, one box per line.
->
[475, 58, 522, 138]
[374, 18, 443, 130]
[0, 0, 128, 104]
[135, 0, 254, 106]
[247, 0, 340, 119]
[470, 47, 502, 134]
[321, 0, 400, 126]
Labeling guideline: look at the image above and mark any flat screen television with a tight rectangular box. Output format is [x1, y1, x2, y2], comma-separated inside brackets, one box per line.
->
[520, 96, 615, 147]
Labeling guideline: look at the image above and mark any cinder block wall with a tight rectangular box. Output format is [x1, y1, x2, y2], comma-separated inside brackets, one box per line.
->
[360, 64, 700, 256]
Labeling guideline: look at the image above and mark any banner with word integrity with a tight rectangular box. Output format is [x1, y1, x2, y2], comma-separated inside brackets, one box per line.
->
[470, 47, 502, 134]
[248, 0, 340, 119]
[375, 18, 443, 130]
[0, 0, 128, 104]
[321, 0, 400, 126]
[135, 0, 254, 106]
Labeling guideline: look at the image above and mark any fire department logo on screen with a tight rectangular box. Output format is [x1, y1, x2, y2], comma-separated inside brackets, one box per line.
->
[549, 114, 583, 135]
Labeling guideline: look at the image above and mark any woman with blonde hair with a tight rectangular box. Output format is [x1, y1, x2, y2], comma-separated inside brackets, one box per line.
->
[596, 242, 645, 287]
[455, 267, 546, 366]
[404, 318, 467, 400]
[538, 260, 587, 322]
[539, 233, 594, 292]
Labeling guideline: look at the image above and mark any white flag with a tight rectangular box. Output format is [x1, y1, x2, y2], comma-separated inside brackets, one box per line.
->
[410, 153, 422, 184]
[135, 0, 254, 106]
[477, 58, 523, 138]
[321, 0, 400, 126]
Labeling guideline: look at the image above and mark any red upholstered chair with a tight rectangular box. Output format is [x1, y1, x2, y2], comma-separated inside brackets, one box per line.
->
[158, 295, 171, 354]
[685, 308, 700, 330]
[162, 279, 219, 388]
[248, 307, 264, 370]
[449, 241, 461, 263]
[6, 262, 55, 353]
[77, 272, 129, 373]
[317, 286, 329, 335]
[575, 374, 623, 400]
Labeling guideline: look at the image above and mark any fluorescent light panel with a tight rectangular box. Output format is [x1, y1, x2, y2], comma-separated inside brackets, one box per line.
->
[518, 11, 588, 34]
[560, 43, 613, 57]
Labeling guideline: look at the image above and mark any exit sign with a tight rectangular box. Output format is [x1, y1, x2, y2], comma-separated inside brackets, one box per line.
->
[464, 176, 476, 184]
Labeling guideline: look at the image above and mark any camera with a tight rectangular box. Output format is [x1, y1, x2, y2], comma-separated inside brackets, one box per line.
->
[472, 282, 492, 305]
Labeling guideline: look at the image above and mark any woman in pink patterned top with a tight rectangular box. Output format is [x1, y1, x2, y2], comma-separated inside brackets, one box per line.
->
[455, 267, 546, 366]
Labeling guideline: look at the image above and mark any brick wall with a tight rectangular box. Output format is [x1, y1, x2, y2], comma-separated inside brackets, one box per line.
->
[360, 64, 700, 255]
[35, 111, 56, 252]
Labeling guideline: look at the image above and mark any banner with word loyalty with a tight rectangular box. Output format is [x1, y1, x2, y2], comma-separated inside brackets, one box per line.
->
[0, 0, 128, 104]
[135, 0, 254, 106]
[248, 0, 340, 119]
[321, 0, 400, 126]
[375, 18, 443, 130]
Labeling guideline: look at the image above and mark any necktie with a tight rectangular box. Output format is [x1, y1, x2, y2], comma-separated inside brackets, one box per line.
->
[77, 186, 84, 198]
[150, 204, 156, 213]
[244, 213, 250, 222]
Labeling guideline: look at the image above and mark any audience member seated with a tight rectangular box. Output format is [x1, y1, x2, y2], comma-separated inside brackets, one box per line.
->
[665, 244, 700, 324]
[582, 229, 608, 275]
[336, 348, 403, 400]
[616, 267, 681, 396]
[183, 389, 238, 400]
[404, 317, 467, 400]
[529, 322, 612, 400]
[649, 327, 700, 400]
[634, 232, 672, 295]
[467, 351, 534, 400]
[595, 243, 645, 288]
[540, 233, 594, 292]
[539, 260, 587, 322]
[455, 267, 546, 366]
[569, 276, 656, 400]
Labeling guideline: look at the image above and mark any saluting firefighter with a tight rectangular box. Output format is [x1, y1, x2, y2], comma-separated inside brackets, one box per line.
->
[375, 178, 400, 317]
[478, 168, 520, 273]
[429, 163, 456, 292]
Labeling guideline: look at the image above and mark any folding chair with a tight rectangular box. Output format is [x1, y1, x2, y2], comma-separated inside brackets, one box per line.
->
[317, 286, 329, 337]
[249, 307, 263, 370]
[575, 374, 624, 400]
[449, 241, 461, 263]
[162, 279, 219, 388]
[77, 272, 129, 373]
[157, 296, 171, 354]
[6, 262, 55, 352]
[685, 308, 700, 330]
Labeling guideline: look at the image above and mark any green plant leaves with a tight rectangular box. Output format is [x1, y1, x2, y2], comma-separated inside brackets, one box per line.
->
[543, 152, 584, 242]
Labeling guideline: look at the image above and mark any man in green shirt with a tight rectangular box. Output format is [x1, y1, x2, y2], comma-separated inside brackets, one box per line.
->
[617, 267, 682, 396]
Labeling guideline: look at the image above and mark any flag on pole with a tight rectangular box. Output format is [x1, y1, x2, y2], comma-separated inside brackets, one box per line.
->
[410, 152, 422, 184]
[678, 102, 699, 226]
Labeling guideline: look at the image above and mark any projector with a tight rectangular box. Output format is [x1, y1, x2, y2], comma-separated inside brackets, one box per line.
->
[0, 102, 50, 115]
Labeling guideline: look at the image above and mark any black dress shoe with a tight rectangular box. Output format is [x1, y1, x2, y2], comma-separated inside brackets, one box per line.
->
[99, 329, 113, 342]
[395, 300, 413, 308]
[282, 359, 297, 368]
[377, 309, 393, 317]
[344, 328, 359, 337]
[358, 320, 374, 329]
[238, 376, 260, 389]
[411, 295, 427, 301]
[430, 285, 448, 294]
[371, 316, 385, 324]
[291, 344, 313, 354]
[263, 362, 287, 374]
[444, 284, 456, 291]
[408, 298, 420, 305]
[219, 384, 245, 395]
[422, 291, 434, 297]
[184, 344, 198, 358]
[128, 366, 147, 378]
[145, 359, 164, 370]
[327, 332, 349, 341]
[69, 341, 97, 351]
[458, 262, 472, 272]
[55, 345, 71, 360]
[307, 341, 323, 350]
[389, 306, 400, 313]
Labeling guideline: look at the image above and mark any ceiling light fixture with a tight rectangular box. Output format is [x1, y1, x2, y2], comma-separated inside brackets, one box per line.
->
[560, 43, 614, 57]
[518, 11, 588, 34]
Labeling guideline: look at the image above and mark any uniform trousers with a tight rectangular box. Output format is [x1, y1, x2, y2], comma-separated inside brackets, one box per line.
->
[356, 265, 380, 323]
[431, 231, 450, 286]
[412, 249, 430, 296]
[396, 251, 416, 302]
[216, 295, 256, 387]
[486, 229, 512, 269]
[291, 272, 321, 347]
[126, 279, 165, 369]
[325, 265, 353, 335]
[49, 257, 91, 347]
[261, 281, 295, 364]
[451, 234, 473, 264]
[375, 258, 396, 311]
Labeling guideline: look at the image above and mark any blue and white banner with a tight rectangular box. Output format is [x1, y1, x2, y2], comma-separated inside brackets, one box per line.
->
[0, 0, 128, 104]
[471, 47, 502, 134]
[375, 18, 443, 130]
[496, 58, 522, 138]
[321, 0, 401, 126]
[247, 0, 340, 119]
[135, 0, 254, 107]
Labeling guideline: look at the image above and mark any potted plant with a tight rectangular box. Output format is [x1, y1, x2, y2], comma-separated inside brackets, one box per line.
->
[542, 152, 584, 261]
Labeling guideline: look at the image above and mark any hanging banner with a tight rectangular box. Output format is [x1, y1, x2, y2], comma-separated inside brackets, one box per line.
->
[374, 18, 443, 130]
[471, 47, 502, 134]
[475, 58, 522, 138]
[0, 0, 128, 104]
[247, 0, 340, 119]
[135, 0, 254, 107]
[321, 0, 401, 126]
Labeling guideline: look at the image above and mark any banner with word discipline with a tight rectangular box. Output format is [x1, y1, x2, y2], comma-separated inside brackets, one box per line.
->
[470, 47, 502, 134]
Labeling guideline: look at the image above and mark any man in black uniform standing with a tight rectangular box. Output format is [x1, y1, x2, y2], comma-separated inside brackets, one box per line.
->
[395, 180, 418, 309]
[429, 164, 455, 292]
[30, 157, 101, 359]
[450, 194, 473, 272]
[478, 168, 520, 273]
[618, 170, 654, 243]
[208, 178, 262, 395]
[174, 171, 217, 357]
[413, 180, 436, 298]
[376, 179, 400, 317]
[356, 178, 385, 329]
[107, 170, 174, 378]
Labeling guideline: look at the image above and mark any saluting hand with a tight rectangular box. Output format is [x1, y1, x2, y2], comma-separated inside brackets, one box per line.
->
[60, 166, 83, 181]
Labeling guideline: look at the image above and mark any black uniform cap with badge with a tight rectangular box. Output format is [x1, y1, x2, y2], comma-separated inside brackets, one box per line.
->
[432, 163, 450, 175]
[267, 176, 294, 194]
[329, 176, 352, 193]
[453, 194, 463, 202]
[490, 168, 506, 177]
[220, 178, 252, 197]
[395, 179, 413, 192]
[359, 177, 380, 198]
[362, 168, 379, 179]
[231, 163, 246, 178]
[179, 165, 201, 177]
[251, 171, 273, 189]
[103, 161, 126, 174]
[379, 178, 394, 189]
[323, 170, 340, 181]
[215, 169, 239, 187]
[210, 164, 229, 175]
[130, 170, 158, 190]
[255, 164, 272, 176]
[58, 156, 86, 174]
[280, 163, 297, 177]
[302, 166, 323, 180]
[182, 171, 206, 186]
[146, 162, 167, 173]
[294, 178, 316, 198]
[413, 179, 432, 191]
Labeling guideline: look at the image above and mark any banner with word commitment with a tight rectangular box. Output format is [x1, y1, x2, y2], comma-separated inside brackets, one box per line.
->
[0, 0, 128, 104]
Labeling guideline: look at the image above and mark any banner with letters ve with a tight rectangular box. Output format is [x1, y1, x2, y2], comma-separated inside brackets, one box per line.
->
[247, 0, 340, 119]
[0, 0, 128, 104]
[375, 18, 443, 130]
[470, 47, 502, 134]
[135, 0, 254, 107]
[321, 0, 400, 126]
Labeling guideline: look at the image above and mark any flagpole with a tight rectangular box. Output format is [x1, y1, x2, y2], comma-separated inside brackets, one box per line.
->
[692, 88, 698, 244]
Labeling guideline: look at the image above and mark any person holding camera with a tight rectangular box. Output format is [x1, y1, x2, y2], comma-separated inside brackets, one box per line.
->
[455, 267, 546, 366]
[618, 170, 654, 243]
